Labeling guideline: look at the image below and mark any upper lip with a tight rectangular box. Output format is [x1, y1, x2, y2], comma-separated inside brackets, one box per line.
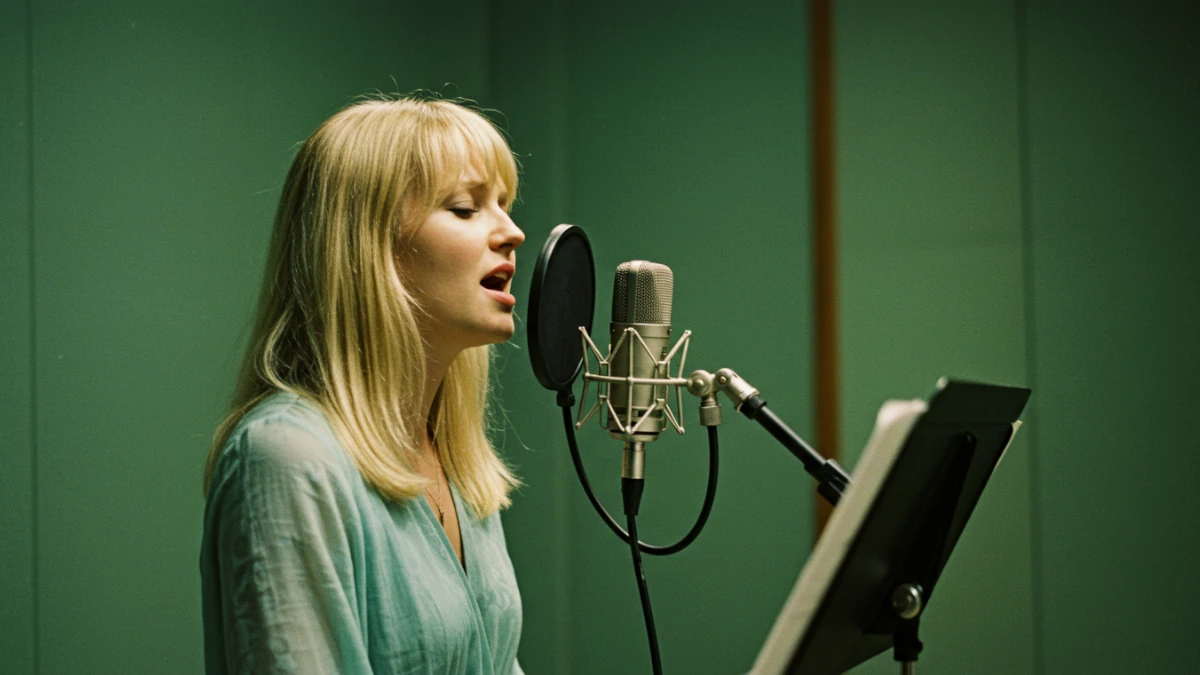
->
[483, 262, 515, 286]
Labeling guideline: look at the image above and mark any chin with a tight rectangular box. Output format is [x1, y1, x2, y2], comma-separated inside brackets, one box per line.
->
[476, 322, 516, 346]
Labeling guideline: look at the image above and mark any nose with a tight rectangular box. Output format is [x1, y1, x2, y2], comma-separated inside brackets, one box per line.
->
[492, 211, 525, 251]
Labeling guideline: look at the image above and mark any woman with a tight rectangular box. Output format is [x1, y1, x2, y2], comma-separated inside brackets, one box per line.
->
[200, 97, 527, 674]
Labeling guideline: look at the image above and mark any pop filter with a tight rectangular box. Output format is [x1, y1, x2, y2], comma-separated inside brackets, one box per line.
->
[527, 224, 596, 392]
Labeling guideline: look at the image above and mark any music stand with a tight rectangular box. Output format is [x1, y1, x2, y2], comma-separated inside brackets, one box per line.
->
[750, 378, 1030, 675]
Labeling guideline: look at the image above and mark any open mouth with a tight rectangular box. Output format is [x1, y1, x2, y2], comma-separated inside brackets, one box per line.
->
[481, 263, 514, 293]
[480, 263, 516, 308]
[481, 274, 509, 291]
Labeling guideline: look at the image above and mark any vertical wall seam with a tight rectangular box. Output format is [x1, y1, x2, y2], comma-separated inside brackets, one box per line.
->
[26, 0, 38, 671]
[1014, 0, 1044, 673]
[809, 0, 838, 535]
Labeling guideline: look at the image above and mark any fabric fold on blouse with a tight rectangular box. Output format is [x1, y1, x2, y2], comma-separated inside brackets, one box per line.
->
[200, 392, 524, 675]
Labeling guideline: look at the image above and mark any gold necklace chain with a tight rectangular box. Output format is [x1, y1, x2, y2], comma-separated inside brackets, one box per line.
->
[421, 451, 446, 524]
[432, 469, 445, 524]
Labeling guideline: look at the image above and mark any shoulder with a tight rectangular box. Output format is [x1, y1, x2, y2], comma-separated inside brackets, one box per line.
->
[202, 394, 370, 581]
[212, 391, 353, 483]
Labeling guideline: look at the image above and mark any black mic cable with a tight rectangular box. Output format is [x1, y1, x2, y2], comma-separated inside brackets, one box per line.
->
[555, 389, 720, 555]
[556, 389, 721, 675]
[626, 508, 662, 675]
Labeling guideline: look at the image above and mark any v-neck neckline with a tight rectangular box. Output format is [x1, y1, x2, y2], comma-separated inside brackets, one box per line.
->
[421, 482, 469, 576]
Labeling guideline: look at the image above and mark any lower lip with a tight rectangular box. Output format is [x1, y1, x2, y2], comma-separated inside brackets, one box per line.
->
[484, 287, 517, 307]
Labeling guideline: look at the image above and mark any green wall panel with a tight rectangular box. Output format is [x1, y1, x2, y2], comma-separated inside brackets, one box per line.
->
[1, 1, 35, 673]
[836, 1, 1033, 672]
[557, 2, 815, 673]
[1024, 1, 1200, 671]
[30, 1, 487, 671]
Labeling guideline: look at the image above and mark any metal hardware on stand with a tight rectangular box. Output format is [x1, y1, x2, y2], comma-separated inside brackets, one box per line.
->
[891, 583, 924, 675]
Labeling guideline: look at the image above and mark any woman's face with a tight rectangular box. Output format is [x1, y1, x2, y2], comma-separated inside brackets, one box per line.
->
[399, 164, 525, 353]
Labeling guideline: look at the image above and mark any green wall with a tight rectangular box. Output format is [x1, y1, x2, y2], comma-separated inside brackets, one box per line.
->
[3, 0, 1197, 673]
[1, 1, 35, 671]
[1024, 1, 1200, 671]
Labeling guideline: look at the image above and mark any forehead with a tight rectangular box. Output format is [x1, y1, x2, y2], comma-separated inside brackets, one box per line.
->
[432, 113, 516, 193]
[454, 162, 508, 195]
[459, 162, 486, 185]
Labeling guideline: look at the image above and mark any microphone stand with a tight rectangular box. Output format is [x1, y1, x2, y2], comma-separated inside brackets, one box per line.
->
[572, 323, 850, 673]
[686, 369, 851, 506]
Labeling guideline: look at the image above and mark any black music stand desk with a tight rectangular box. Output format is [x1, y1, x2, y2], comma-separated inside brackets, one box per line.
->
[750, 379, 1030, 675]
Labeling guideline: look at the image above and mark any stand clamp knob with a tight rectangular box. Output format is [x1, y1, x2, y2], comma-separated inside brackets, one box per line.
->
[892, 583, 924, 620]
[688, 368, 758, 410]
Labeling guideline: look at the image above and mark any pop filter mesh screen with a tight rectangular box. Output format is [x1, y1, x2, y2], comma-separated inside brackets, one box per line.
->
[530, 227, 595, 390]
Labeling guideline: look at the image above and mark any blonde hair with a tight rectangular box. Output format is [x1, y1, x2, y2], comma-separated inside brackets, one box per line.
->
[204, 96, 520, 517]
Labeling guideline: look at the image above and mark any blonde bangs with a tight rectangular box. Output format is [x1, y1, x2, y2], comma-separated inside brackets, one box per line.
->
[415, 102, 519, 222]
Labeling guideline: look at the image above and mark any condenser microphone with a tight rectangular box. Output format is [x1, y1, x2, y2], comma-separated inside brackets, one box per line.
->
[606, 261, 675, 455]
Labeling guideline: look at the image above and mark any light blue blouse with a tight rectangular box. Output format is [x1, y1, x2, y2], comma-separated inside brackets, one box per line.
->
[200, 392, 524, 674]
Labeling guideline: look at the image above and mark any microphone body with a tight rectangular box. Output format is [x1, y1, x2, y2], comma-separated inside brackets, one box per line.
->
[605, 261, 674, 444]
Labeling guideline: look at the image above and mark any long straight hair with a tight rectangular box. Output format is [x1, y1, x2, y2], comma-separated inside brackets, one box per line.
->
[204, 97, 520, 517]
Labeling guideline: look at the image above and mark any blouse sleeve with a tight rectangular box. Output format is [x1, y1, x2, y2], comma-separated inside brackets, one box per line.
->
[204, 414, 373, 674]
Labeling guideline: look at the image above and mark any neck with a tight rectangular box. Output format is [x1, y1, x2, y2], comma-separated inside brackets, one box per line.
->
[419, 339, 462, 459]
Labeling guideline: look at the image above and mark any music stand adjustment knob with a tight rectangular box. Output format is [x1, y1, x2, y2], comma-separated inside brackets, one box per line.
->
[892, 584, 924, 620]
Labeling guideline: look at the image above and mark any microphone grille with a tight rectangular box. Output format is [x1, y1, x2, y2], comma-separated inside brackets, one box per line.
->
[612, 261, 673, 323]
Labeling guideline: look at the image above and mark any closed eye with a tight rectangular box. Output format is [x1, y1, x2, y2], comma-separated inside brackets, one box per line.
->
[449, 207, 478, 219]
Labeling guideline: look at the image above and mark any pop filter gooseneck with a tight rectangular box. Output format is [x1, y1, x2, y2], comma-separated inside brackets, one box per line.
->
[527, 224, 595, 393]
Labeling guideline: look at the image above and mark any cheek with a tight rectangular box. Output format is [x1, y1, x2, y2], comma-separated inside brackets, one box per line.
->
[431, 236, 482, 273]
[402, 217, 485, 289]
[406, 241, 476, 293]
